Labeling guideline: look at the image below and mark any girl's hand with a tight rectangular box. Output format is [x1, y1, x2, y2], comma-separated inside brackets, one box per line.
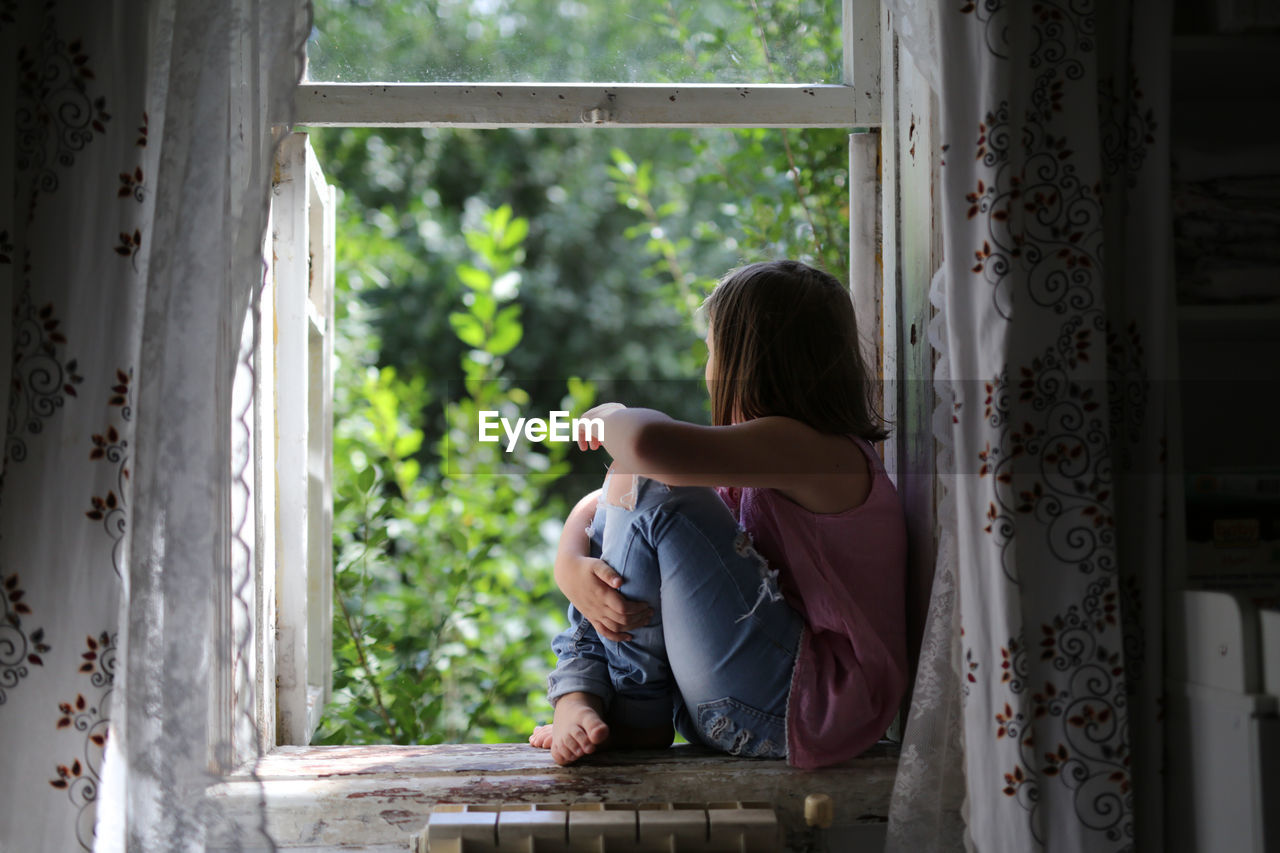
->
[556, 554, 651, 642]
[574, 402, 626, 451]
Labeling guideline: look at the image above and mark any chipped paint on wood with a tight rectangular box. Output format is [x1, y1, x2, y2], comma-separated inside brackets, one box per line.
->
[208, 743, 899, 850]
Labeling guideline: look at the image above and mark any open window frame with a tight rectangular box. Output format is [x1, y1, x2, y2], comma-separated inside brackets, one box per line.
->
[265, 133, 337, 750]
[226, 132, 338, 768]
[214, 0, 944, 846]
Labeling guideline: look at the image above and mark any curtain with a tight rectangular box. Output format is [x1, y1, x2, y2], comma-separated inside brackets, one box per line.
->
[0, 0, 308, 850]
[885, 2, 1172, 851]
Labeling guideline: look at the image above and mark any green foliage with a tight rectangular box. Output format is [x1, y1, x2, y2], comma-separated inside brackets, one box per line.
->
[319, 207, 593, 744]
[312, 0, 851, 746]
[307, 0, 839, 85]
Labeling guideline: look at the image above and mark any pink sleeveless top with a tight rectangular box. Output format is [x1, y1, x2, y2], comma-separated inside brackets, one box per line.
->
[717, 436, 908, 769]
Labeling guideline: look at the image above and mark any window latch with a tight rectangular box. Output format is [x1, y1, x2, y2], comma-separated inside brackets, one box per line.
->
[581, 107, 616, 124]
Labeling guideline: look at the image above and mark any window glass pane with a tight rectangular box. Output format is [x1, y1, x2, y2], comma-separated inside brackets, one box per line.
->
[311, 126, 850, 744]
[307, 0, 841, 84]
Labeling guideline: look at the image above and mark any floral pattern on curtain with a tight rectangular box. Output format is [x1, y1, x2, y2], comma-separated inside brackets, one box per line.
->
[1, 3, 148, 847]
[0, 0, 308, 850]
[886, 1, 1172, 851]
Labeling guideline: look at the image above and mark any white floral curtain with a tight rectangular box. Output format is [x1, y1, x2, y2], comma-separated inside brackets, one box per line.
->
[0, 0, 307, 850]
[886, 1, 1172, 851]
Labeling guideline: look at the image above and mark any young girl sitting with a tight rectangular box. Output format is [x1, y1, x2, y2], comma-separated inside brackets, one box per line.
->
[528, 260, 908, 769]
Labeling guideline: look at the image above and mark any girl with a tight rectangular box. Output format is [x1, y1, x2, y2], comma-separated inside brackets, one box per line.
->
[528, 260, 907, 769]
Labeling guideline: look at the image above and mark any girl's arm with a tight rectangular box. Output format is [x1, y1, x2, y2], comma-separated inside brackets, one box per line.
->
[587, 406, 870, 504]
[554, 489, 651, 642]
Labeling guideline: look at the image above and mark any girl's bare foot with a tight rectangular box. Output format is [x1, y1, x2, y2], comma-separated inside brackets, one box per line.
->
[528, 723, 554, 749]
[546, 692, 611, 765]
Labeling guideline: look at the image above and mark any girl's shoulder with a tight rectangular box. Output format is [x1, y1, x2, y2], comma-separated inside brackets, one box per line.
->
[752, 433, 885, 518]
[845, 433, 888, 478]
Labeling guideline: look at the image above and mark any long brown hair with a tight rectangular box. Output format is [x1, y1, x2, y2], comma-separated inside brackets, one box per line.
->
[702, 260, 888, 441]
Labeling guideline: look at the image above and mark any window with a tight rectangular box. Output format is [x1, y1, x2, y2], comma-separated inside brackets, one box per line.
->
[244, 0, 884, 752]
[215, 2, 942, 844]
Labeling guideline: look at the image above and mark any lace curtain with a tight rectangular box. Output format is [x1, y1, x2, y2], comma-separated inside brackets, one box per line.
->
[885, 1, 1172, 850]
[0, 0, 307, 849]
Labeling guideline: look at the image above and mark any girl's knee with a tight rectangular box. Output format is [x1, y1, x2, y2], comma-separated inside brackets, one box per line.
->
[601, 470, 641, 510]
[599, 462, 722, 514]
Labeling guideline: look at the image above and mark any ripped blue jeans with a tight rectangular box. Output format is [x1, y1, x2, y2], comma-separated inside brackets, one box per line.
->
[547, 470, 803, 759]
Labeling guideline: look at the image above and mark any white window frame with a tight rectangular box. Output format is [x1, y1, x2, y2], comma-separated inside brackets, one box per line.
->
[241, 133, 336, 751]
[292, 0, 881, 130]
[217, 2, 944, 846]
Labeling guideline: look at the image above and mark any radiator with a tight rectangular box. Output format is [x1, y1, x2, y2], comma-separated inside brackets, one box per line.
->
[1168, 591, 1280, 853]
[416, 801, 787, 852]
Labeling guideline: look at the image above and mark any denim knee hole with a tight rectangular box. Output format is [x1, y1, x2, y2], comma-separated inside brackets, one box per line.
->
[731, 526, 784, 623]
[696, 697, 786, 759]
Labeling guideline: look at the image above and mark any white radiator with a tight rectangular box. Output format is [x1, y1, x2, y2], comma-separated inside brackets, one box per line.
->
[416, 801, 785, 852]
[1169, 590, 1280, 853]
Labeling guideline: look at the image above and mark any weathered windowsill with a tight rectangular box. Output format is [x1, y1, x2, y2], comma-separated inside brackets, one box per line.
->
[207, 741, 900, 851]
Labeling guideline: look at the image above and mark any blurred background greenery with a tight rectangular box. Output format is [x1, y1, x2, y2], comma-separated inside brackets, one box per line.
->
[309, 0, 851, 745]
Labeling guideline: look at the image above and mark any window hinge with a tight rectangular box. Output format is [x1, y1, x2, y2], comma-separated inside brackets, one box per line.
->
[417, 801, 780, 852]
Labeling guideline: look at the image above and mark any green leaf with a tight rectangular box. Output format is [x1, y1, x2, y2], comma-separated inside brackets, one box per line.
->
[635, 161, 653, 196]
[470, 292, 497, 324]
[393, 431, 423, 459]
[448, 312, 486, 347]
[490, 204, 513, 234]
[464, 230, 495, 258]
[457, 264, 491, 292]
[609, 148, 635, 173]
[498, 217, 529, 251]
[396, 458, 420, 491]
[487, 305, 523, 355]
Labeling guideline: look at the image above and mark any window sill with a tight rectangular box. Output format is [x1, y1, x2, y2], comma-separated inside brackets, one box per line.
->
[207, 741, 899, 851]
